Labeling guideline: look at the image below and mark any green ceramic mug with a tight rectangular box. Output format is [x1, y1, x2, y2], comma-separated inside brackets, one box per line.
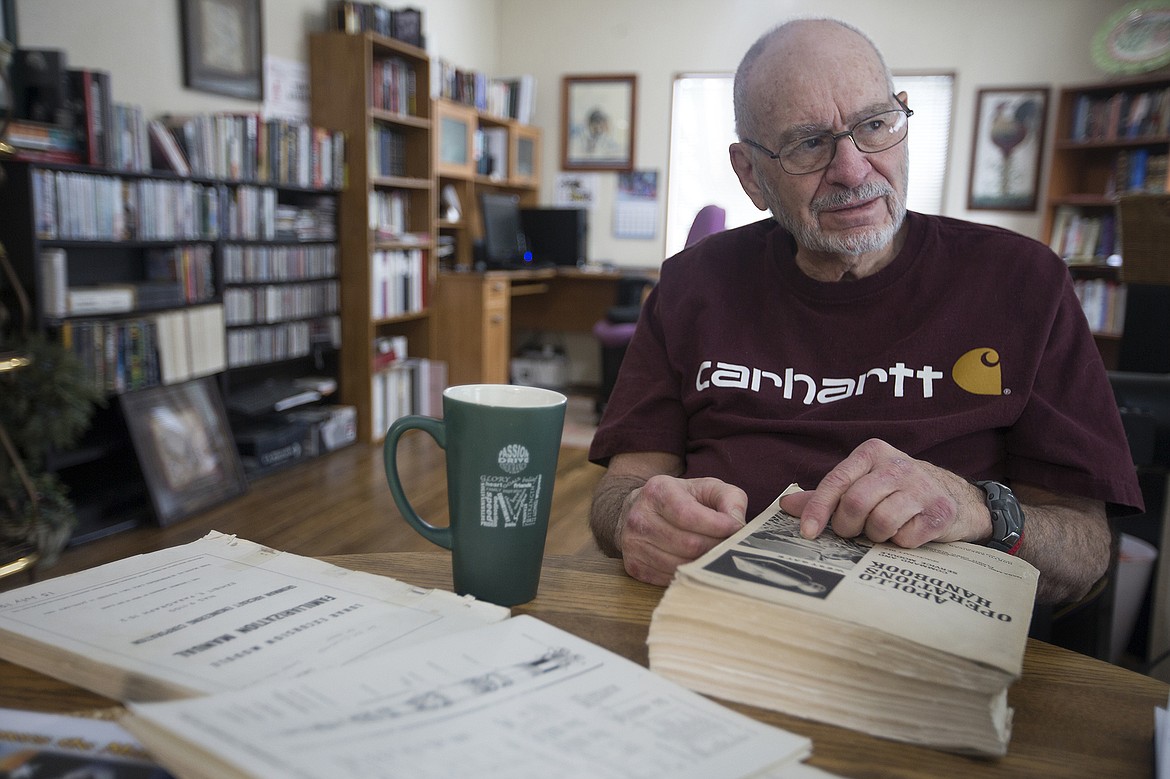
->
[383, 384, 567, 606]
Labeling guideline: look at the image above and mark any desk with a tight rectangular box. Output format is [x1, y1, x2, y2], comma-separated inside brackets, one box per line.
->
[433, 267, 647, 386]
[1, 552, 1164, 778]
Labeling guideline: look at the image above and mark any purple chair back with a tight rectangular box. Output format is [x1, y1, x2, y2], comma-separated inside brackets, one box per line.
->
[684, 205, 727, 247]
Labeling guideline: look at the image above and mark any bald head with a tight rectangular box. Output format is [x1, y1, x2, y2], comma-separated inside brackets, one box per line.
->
[733, 19, 894, 142]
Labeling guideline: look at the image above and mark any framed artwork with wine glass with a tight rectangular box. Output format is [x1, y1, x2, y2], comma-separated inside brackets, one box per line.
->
[967, 86, 1049, 211]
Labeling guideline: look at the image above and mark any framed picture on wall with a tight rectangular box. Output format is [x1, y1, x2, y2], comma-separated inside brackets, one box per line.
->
[967, 86, 1049, 211]
[121, 377, 247, 526]
[561, 74, 637, 172]
[180, 0, 263, 100]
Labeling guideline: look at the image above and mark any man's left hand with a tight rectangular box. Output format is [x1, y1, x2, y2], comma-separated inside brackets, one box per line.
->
[779, 438, 992, 548]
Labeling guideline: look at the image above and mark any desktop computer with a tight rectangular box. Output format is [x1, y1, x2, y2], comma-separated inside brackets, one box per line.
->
[520, 207, 588, 268]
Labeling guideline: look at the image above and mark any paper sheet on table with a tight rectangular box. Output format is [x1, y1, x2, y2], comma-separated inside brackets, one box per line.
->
[126, 615, 812, 779]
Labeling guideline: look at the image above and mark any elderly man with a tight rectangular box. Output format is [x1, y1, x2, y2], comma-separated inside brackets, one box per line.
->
[587, 18, 1142, 605]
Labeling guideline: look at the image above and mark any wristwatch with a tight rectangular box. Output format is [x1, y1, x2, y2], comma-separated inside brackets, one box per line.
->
[974, 480, 1025, 555]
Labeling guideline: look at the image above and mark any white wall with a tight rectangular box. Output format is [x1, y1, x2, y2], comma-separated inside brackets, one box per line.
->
[498, 0, 1134, 267]
[13, 0, 500, 118]
[15, 0, 1134, 266]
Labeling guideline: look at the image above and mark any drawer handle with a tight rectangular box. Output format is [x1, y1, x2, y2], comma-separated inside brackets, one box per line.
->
[490, 314, 504, 324]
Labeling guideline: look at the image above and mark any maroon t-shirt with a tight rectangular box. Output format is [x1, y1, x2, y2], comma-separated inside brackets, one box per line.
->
[590, 213, 1144, 518]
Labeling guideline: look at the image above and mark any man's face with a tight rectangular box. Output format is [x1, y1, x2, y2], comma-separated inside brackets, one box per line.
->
[733, 27, 909, 259]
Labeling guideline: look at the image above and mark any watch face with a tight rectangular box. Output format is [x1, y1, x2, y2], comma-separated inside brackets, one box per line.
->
[1092, 2, 1170, 75]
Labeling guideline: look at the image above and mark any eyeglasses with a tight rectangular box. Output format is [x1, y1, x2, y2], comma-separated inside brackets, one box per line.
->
[742, 93, 913, 175]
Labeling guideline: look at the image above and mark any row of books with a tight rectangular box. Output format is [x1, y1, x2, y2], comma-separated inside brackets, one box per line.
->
[8, 51, 345, 186]
[369, 188, 413, 240]
[434, 58, 536, 124]
[1070, 87, 1170, 142]
[32, 169, 339, 243]
[33, 169, 217, 241]
[369, 124, 408, 178]
[223, 280, 340, 327]
[226, 315, 341, 369]
[327, 1, 425, 47]
[221, 185, 335, 242]
[370, 55, 420, 116]
[371, 248, 426, 320]
[158, 113, 346, 190]
[57, 304, 226, 394]
[1074, 278, 1127, 337]
[224, 186, 338, 242]
[222, 244, 338, 284]
[1048, 207, 1120, 264]
[275, 197, 337, 241]
[371, 357, 446, 438]
[6, 56, 150, 172]
[1109, 148, 1169, 195]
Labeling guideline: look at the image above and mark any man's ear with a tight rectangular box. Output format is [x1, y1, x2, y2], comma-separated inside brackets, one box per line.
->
[729, 142, 770, 212]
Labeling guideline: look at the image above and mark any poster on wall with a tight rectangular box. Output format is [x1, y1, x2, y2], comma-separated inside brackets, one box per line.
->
[264, 56, 308, 121]
[554, 172, 600, 208]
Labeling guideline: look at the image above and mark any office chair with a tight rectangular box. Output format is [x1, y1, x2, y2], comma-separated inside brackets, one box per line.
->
[684, 204, 727, 248]
[592, 276, 655, 416]
[592, 206, 728, 417]
[1032, 371, 1170, 662]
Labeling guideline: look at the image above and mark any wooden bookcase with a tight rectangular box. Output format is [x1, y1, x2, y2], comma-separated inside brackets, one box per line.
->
[430, 99, 543, 386]
[309, 31, 436, 443]
[1042, 74, 1170, 369]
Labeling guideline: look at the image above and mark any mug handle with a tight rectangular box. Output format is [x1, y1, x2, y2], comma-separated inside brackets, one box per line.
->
[383, 414, 452, 550]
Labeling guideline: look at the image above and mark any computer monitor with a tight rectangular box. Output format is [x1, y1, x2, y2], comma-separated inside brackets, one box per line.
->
[520, 207, 588, 267]
[478, 192, 532, 269]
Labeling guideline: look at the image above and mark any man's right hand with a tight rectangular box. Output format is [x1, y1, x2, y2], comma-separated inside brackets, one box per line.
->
[613, 474, 747, 586]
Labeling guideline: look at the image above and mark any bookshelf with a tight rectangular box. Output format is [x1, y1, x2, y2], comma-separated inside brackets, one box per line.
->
[0, 150, 342, 541]
[1042, 74, 1170, 368]
[309, 31, 436, 443]
[432, 98, 542, 270]
[430, 100, 543, 387]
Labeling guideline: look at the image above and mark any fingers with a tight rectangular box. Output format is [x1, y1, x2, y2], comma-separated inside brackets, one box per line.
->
[783, 439, 974, 547]
[618, 476, 747, 585]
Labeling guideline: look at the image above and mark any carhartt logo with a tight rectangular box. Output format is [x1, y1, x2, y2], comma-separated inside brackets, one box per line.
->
[952, 348, 1002, 395]
[498, 444, 530, 474]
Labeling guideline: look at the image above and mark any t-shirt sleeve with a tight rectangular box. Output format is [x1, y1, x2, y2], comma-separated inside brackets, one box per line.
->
[1005, 272, 1144, 514]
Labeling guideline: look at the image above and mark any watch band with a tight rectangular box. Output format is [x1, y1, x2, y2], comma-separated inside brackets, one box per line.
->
[974, 480, 1025, 555]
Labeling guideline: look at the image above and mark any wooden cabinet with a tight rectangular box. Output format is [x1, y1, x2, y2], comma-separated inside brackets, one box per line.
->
[1042, 75, 1170, 368]
[432, 273, 512, 386]
[309, 31, 436, 442]
[433, 98, 542, 271]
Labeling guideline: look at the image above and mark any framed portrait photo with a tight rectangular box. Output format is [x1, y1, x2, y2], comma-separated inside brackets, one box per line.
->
[180, 0, 263, 100]
[121, 377, 248, 526]
[967, 86, 1049, 211]
[561, 74, 637, 172]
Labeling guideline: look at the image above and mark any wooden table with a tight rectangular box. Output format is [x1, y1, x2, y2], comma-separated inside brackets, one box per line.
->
[2, 552, 1165, 778]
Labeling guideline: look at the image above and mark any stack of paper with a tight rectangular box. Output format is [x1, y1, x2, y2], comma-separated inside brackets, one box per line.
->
[649, 487, 1039, 756]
